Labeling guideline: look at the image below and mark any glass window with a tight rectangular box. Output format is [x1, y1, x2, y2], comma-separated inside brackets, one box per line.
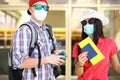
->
[0, 10, 18, 28]
[101, 0, 120, 4]
[72, 0, 97, 4]
[11, 18, 16, 28]
[45, 10, 65, 28]
[0, 11, 5, 28]
[104, 10, 120, 39]
[5, 15, 12, 28]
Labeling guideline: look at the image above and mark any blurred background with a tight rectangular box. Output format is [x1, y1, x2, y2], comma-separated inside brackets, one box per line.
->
[0, 0, 120, 80]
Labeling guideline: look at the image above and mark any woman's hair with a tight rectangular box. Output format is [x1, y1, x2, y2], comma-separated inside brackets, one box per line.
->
[81, 18, 105, 44]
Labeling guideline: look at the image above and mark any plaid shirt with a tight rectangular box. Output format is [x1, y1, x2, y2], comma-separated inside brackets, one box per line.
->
[12, 19, 57, 80]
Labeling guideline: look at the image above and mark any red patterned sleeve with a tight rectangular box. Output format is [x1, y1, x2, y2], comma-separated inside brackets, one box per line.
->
[72, 42, 79, 58]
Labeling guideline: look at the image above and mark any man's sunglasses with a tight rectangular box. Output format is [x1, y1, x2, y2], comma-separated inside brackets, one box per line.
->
[81, 18, 96, 26]
[32, 4, 49, 11]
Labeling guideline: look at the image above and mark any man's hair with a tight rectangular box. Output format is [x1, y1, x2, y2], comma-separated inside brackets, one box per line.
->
[27, 10, 31, 15]
[81, 18, 105, 44]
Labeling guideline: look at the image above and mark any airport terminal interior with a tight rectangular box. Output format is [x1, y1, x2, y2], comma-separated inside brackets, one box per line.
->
[0, 0, 120, 80]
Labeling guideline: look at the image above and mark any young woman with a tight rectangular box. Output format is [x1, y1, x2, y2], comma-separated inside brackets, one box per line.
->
[72, 9, 120, 80]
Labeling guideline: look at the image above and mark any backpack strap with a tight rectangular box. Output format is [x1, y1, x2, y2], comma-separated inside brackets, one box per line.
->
[8, 46, 13, 67]
[24, 22, 41, 77]
[24, 22, 38, 51]
[46, 24, 56, 54]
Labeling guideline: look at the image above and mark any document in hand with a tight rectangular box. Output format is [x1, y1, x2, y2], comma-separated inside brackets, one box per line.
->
[78, 37, 105, 65]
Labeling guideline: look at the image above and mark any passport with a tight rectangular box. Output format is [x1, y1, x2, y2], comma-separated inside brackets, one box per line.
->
[82, 44, 97, 60]
[78, 37, 105, 65]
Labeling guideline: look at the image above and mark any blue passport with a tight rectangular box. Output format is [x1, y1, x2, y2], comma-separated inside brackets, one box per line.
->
[82, 44, 97, 60]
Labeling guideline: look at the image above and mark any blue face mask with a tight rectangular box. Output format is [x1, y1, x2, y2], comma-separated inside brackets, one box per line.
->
[83, 24, 94, 36]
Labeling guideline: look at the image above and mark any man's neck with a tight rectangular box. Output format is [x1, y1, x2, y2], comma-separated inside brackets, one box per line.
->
[32, 16, 43, 26]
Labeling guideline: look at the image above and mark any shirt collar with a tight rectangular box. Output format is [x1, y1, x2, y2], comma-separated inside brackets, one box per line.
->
[30, 18, 46, 31]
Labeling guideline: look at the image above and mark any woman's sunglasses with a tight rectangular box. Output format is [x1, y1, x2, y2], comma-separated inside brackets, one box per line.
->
[81, 18, 96, 26]
[32, 4, 49, 11]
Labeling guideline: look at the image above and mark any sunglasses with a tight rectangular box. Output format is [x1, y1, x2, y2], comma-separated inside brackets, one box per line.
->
[81, 18, 96, 26]
[32, 4, 49, 11]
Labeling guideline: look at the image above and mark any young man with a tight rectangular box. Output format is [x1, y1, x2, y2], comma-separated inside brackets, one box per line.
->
[12, 0, 65, 80]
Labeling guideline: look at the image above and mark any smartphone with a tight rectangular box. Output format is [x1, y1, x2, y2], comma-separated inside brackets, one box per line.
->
[57, 50, 67, 60]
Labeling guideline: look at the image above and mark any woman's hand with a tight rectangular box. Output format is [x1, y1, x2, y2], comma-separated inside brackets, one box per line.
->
[77, 52, 88, 66]
[74, 52, 88, 76]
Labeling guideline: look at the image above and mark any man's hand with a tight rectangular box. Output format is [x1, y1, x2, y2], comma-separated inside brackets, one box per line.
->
[53, 49, 61, 55]
[46, 54, 65, 66]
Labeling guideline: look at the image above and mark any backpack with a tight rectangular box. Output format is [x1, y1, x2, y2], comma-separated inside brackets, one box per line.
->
[8, 22, 61, 80]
